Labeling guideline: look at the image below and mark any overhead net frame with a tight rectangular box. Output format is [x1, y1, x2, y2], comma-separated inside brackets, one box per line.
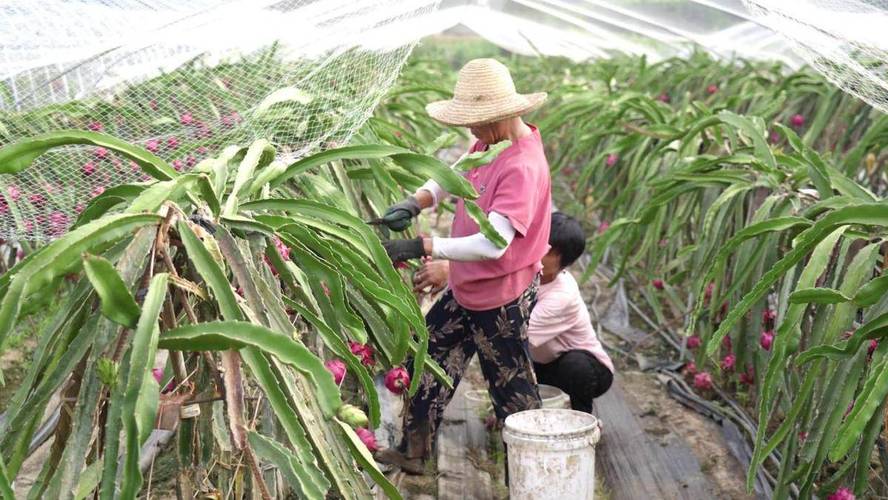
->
[2, 0, 885, 240]
[743, 0, 888, 115]
[0, 0, 438, 240]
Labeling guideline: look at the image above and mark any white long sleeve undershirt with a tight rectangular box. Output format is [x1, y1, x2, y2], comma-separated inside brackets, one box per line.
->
[431, 211, 515, 261]
[418, 178, 448, 207]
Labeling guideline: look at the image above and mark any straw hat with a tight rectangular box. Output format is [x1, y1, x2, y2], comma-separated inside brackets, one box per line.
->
[426, 58, 547, 127]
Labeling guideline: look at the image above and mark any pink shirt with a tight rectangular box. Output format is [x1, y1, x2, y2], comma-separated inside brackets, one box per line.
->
[448, 125, 551, 311]
[529, 271, 614, 372]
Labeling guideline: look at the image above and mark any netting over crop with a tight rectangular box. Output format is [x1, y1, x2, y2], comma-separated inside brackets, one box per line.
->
[3, 0, 887, 241]
[0, 0, 438, 240]
[744, 0, 888, 115]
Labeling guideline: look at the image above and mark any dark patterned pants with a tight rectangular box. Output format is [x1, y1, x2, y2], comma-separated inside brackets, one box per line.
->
[405, 281, 542, 442]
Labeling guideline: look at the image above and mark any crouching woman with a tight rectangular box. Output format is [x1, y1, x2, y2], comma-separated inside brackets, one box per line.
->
[414, 212, 613, 413]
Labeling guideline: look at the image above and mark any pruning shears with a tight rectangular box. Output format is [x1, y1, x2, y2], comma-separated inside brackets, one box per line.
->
[364, 211, 413, 231]
[365, 217, 388, 226]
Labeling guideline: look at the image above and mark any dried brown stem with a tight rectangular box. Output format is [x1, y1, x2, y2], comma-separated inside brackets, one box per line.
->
[220, 350, 271, 500]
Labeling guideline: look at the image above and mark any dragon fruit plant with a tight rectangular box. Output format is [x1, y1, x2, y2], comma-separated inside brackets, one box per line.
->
[0, 128, 513, 499]
[525, 49, 888, 498]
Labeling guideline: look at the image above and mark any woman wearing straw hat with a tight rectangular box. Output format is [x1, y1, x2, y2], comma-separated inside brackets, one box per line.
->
[376, 58, 551, 474]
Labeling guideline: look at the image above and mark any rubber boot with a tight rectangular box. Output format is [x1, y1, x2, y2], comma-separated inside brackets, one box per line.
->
[375, 423, 429, 475]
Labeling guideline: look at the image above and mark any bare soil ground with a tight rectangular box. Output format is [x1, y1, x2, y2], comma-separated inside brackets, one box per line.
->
[616, 369, 753, 500]
[583, 268, 753, 500]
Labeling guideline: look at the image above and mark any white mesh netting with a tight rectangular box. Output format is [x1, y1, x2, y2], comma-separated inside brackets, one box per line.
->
[0, 0, 438, 240]
[744, 0, 888, 115]
[4, 0, 886, 241]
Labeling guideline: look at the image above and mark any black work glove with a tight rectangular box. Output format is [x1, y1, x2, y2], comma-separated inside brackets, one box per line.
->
[381, 196, 422, 231]
[382, 238, 426, 263]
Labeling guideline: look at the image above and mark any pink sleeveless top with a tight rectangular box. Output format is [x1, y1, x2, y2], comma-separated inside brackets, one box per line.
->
[448, 125, 551, 311]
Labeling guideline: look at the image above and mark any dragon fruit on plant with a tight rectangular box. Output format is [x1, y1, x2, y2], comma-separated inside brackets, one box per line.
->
[693, 372, 713, 390]
[384, 366, 410, 395]
[827, 487, 855, 500]
[354, 427, 378, 452]
[760, 330, 774, 351]
[721, 353, 735, 372]
[324, 359, 347, 385]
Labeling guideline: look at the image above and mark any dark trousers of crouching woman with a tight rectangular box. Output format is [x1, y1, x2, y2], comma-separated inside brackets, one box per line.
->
[534, 350, 613, 413]
[404, 281, 542, 454]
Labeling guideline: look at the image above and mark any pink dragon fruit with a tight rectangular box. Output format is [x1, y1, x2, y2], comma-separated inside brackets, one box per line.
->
[145, 139, 160, 153]
[221, 111, 241, 128]
[868, 339, 878, 355]
[694, 372, 713, 390]
[760, 330, 774, 351]
[349, 341, 375, 367]
[684, 361, 697, 376]
[7, 185, 20, 201]
[94, 147, 109, 160]
[179, 113, 194, 126]
[722, 334, 732, 351]
[197, 146, 209, 155]
[763, 309, 776, 323]
[652, 279, 665, 291]
[827, 487, 855, 500]
[87, 121, 103, 132]
[152, 368, 164, 384]
[195, 123, 213, 138]
[81, 162, 97, 177]
[657, 92, 670, 103]
[149, 99, 158, 110]
[606, 153, 619, 167]
[706, 84, 718, 95]
[721, 353, 735, 372]
[167, 136, 180, 150]
[91, 186, 106, 198]
[597, 221, 610, 234]
[28, 193, 45, 208]
[49, 211, 68, 227]
[354, 427, 378, 452]
[739, 368, 755, 386]
[769, 130, 781, 144]
[790, 114, 805, 128]
[324, 359, 347, 385]
[186, 155, 197, 167]
[172, 159, 184, 171]
[686, 335, 701, 350]
[384, 367, 411, 395]
[273, 236, 290, 260]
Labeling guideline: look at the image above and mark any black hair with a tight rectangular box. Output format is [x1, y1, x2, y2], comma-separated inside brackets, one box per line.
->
[549, 212, 585, 268]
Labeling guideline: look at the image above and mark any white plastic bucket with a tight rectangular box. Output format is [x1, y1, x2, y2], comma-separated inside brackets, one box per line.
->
[502, 409, 601, 500]
[538, 384, 571, 409]
[463, 384, 570, 418]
